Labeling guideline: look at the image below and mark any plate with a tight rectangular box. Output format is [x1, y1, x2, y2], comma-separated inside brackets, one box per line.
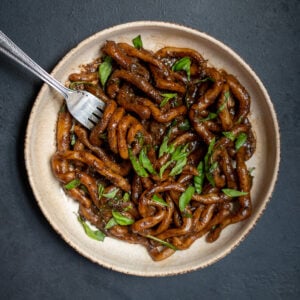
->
[24, 21, 280, 276]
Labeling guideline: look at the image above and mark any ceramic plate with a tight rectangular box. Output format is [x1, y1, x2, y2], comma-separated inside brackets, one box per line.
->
[24, 21, 280, 276]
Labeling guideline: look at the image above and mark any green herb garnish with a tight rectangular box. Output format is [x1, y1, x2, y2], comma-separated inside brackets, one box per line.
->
[160, 93, 177, 107]
[152, 194, 169, 207]
[112, 211, 134, 226]
[172, 57, 191, 80]
[103, 188, 119, 199]
[64, 179, 81, 190]
[99, 56, 112, 87]
[199, 112, 218, 122]
[77, 215, 105, 241]
[132, 34, 143, 49]
[179, 186, 195, 212]
[139, 147, 156, 175]
[222, 131, 236, 141]
[194, 161, 204, 194]
[178, 119, 191, 131]
[128, 148, 148, 177]
[222, 188, 248, 197]
[105, 217, 118, 229]
[235, 133, 248, 150]
[98, 183, 105, 198]
[146, 235, 177, 250]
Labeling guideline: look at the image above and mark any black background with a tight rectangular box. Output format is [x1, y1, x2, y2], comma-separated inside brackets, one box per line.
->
[0, 0, 299, 299]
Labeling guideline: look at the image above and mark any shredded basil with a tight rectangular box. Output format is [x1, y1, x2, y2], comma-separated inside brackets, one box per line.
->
[235, 133, 248, 150]
[160, 93, 177, 107]
[99, 56, 112, 87]
[222, 188, 248, 197]
[64, 179, 81, 190]
[128, 148, 148, 177]
[194, 161, 204, 194]
[172, 57, 191, 80]
[77, 215, 105, 241]
[152, 194, 169, 207]
[222, 131, 236, 141]
[132, 34, 143, 49]
[105, 217, 117, 229]
[103, 188, 119, 199]
[146, 235, 177, 250]
[179, 186, 195, 212]
[139, 147, 156, 175]
[112, 211, 134, 226]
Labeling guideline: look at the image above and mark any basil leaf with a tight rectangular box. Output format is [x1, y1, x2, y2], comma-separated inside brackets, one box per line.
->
[139, 147, 156, 175]
[128, 148, 148, 177]
[169, 156, 187, 177]
[152, 194, 169, 207]
[194, 161, 204, 194]
[132, 34, 143, 49]
[159, 160, 172, 178]
[159, 134, 173, 158]
[178, 119, 191, 131]
[77, 215, 105, 241]
[105, 217, 117, 229]
[123, 192, 130, 202]
[136, 131, 144, 146]
[209, 161, 218, 173]
[216, 90, 230, 113]
[98, 183, 104, 198]
[199, 112, 218, 122]
[235, 133, 248, 150]
[222, 188, 248, 197]
[64, 179, 81, 190]
[179, 186, 195, 212]
[172, 57, 191, 80]
[112, 211, 134, 226]
[222, 131, 236, 141]
[206, 173, 215, 187]
[160, 93, 177, 107]
[204, 137, 216, 172]
[146, 235, 177, 250]
[103, 188, 119, 199]
[99, 56, 112, 87]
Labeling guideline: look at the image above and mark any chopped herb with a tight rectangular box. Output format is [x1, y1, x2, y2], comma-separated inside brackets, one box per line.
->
[99, 132, 107, 140]
[160, 93, 177, 107]
[169, 156, 187, 176]
[132, 34, 143, 49]
[98, 183, 104, 198]
[199, 112, 218, 122]
[99, 56, 112, 87]
[206, 172, 215, 187]
[216, 90, 230, 114]
[105, 217, 117, 229]
[70, 133, 76, 146]
[64, 179, 81, 190]
[204, 137, 216, 172]
[159, 160, 172, 178]
[139, 147, 156, 175]
[179, 186, 195, 212]
[128, 148, 148, 177]
[194, 161, 204, 194]
[158, 134, 174, 158]
[77, 215, 105, 241]
[222, 131, 236, 141]
[123, 192, 130, 202]
[222, 188, 248, 197]
[178, 119, 191, 131]
[146, 235, 177, 250]
[152, 194, 169, 207]
[235, 133, 248, 150]
[209, 161, 218, 173]
[136, 131, 144, 146]
[172, 57, 191, 80]
[103, 188, 119, 199]
[112, 211, 134, 226]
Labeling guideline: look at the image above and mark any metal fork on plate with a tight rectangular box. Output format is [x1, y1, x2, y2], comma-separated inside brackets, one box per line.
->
[0, 31, 105, 130]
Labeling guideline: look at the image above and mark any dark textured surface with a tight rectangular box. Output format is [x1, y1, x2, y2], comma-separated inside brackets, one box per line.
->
[0, 0, 299, 299]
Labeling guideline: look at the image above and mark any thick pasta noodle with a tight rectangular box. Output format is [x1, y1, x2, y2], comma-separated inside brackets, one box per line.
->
[51, 38, 256, 261]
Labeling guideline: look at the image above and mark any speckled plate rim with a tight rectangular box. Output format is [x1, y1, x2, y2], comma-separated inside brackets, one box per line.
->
[24, 21, 280, 277]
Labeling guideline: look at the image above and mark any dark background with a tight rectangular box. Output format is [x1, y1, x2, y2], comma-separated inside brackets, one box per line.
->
[0, 0, 299, 299]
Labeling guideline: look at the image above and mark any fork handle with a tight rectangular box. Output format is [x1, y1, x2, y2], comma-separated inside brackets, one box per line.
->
[0, 30, 68, 99]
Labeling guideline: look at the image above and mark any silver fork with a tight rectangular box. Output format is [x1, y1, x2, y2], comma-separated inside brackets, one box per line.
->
[0, 31, 105, 130]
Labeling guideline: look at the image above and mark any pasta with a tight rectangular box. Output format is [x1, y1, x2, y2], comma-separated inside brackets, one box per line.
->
[51, 36, 256, 261]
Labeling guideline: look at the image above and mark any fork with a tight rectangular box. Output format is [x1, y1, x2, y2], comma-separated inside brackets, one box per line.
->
[0, 31, 105, 130]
